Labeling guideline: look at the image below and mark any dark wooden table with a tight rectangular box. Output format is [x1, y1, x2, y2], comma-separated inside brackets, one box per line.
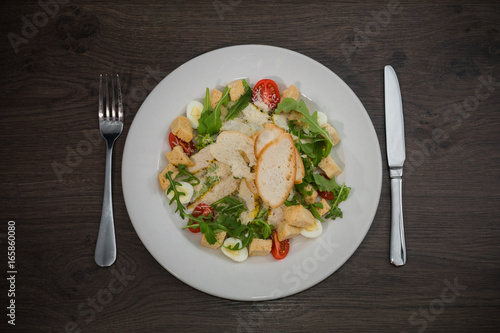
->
[1, 1, 499, 332]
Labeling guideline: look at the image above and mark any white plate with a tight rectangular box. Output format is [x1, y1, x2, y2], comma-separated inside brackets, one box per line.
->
[122, 45, 382, 301]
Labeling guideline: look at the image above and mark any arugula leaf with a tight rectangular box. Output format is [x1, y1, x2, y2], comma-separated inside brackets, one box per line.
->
[297, 181, 314, 196]
[275, 97, 308, 115]
[176, 164, 200, 186]
[276, 98, 334, 165]
[242, 78, 250, 90]
[308, 201, 325, 222]
[254, 206, 268, 221]
[294, 135, 332, 166]
[324, 183, 351, 220]
[225, 84, 252, 121]
[212, 196, 247, 216]
[275, 98, 333, 146]
[226, 219, 273, 250]
[165, 171, 187, 216]
[199, 220, 217, 244]
[198, 87, 230, 135]
[295, 139, 316, 160]
[312, 173, 341, 193]
[284, 194, 302, 206]
[202, 88, 213, 113]
[165, 170, 207, 226]
[248, 219, 273, 240]
[187, 196, 247, 247]
[189, 195, 274, 250]
[335, 183, 350, 203]
[301, 155, 315, 182]
[197, 89, 212, 135]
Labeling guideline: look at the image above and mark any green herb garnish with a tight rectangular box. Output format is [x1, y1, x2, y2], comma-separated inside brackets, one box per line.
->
[176, 164, 200, 186]
[225, 80, 252, 121]
[325, 183, 350, 220]
[211, 196, 247, 216]
[184, 195, 274, 251]
[195, 133, 215, 150]
[276, 98, 334, 166]
[165, 170, 205, 227]
[312, 173, 340, 192]
[198, 86, 230, 135]
[275, 98, 333, 145]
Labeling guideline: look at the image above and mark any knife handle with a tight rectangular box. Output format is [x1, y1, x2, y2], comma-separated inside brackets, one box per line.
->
[390, 169, 406, 266]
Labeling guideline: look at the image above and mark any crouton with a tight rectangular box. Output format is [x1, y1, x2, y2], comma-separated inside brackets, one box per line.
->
[281, 85, 300, 101]
[318, 155, 342, 179]
[158, 164, 179, 191]
[322, 123, 340, 146]
[314, 199, 331, 217]
[165, 145, 195, 167]
[303, 184, 318, 205]
[248, 238, 272, 256]
[210, 89, 223, 109]
[170, 116, 194, 142]
[288, 110, 303, 124]
[228, 80, 245, 101]
[201, 231, 227, 249]
[284, 205, 315, 228]
[277, 220, 301, 242]
[288, 110, 307, 127]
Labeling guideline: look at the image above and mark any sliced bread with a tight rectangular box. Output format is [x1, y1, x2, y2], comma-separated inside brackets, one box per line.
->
[294, 147, 305, 183]
[244, 177, 259, 195]
[255, 124, 305, 184]
[255, 133, 297, 208]
[254, 124, 285, 158]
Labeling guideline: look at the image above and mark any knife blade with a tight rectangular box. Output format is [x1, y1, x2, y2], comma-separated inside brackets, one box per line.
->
[384, 65, 407, 266]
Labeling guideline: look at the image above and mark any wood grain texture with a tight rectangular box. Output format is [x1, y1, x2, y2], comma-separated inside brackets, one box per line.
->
[1, 0, 500, 332]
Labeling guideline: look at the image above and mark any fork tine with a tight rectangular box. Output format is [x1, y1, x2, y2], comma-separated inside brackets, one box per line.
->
[111, 75, 116, 119]
[105, 74, 110, 119]
[116, 75, 123, 122]
[98, 74, 104, 119]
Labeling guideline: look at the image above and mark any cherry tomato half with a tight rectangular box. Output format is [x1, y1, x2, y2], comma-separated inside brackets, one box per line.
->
[187, 203, 214, 233]
[317, 174, 335, 201]
[168, 132, 196, 156]
[252, 79, 280, 110]
[318, 190, 335, 201]
[271, 230, 289, 260]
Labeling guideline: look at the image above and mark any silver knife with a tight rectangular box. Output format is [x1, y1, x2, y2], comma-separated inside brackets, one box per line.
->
[385, 65, 407, 267]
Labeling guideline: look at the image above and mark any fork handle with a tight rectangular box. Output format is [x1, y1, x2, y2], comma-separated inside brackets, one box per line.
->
[390, 171, 406, 266]
[95, 140, 117, 267]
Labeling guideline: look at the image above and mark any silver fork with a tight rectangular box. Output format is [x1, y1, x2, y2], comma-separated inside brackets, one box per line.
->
[95, 74, 124, 267]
